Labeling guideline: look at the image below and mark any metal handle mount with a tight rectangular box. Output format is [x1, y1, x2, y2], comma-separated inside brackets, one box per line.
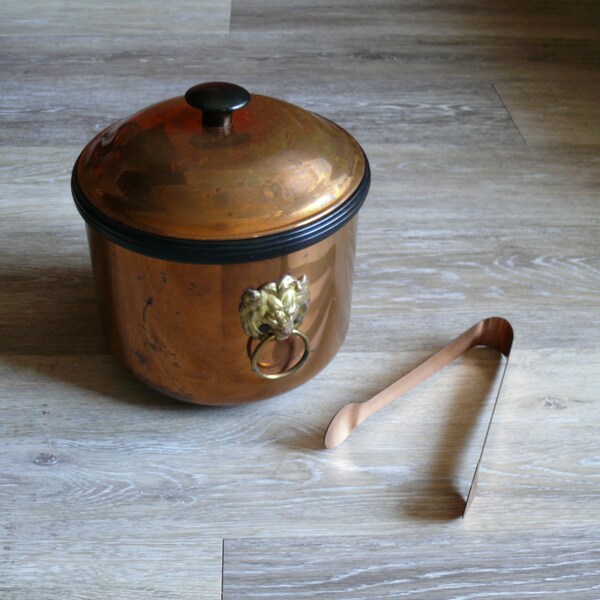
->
[240, 274, 311, 380]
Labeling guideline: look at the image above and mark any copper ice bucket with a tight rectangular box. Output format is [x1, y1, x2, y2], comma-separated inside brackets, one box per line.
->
[72, 82, 370, 404]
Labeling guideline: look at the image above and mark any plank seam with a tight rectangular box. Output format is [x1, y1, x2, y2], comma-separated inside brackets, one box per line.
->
[221, 538, 225, 600]
[492, 83, 528, 146]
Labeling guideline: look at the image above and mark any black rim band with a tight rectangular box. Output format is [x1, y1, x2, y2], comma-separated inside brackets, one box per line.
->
[71, 151, 370, 264]
[71, 155, 371, 264]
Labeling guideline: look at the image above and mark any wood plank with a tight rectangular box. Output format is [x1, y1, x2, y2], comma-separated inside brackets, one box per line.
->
[222, 528, 600, 598]
[1, 144, 598, 354]
[496, 80, 600, 146]
[3, 33, 598, 82]
[231, 0, 600, 40]
[0, 77, 522, 147]
[2, 0, 600, 593]
[0, 534, 223, 600]
[2, 34, 599, 148]
[2, 347, 598, 539]
[0, 0, 231, 36]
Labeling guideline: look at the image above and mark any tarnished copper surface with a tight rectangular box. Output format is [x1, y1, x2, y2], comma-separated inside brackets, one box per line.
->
[76, 94, 366, 240]
[323, 316, 514, 517]
[86, 219, 357, 405]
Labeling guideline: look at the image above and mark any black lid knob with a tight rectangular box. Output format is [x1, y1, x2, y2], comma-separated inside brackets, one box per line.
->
[185, 82, 251, 128]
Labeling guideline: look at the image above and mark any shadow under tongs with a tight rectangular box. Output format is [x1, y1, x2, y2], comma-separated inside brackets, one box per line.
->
[402, 348, 502, 521]
[403, 486, 468, 521]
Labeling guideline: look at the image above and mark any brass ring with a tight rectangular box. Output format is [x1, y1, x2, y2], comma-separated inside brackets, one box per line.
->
[250, 329, 311, 380]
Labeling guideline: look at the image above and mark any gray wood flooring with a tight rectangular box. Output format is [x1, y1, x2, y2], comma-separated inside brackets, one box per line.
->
[1, 0, 599, 598]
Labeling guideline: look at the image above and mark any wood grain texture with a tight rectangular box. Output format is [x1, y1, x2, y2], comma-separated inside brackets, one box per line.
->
[0, 76, 524, 146]
[3, 33, 599, 88]
[223, 529, 600, 598]
[1, 534, 223, 600]
[2, 347, 598, 539]
[1, 0, 600, 597]
[0, 0, 231, 36]
[2, 144, 598, 354]
[495, 79, 600, 146]
[231, 0, 600, 40]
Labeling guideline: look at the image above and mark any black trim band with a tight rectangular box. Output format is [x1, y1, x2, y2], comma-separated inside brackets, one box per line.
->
[71, 152, 370, 264]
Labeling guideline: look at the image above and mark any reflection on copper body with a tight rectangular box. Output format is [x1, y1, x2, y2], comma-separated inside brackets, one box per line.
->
[87, 219, 357, 405]
[323, 317, 514, 517]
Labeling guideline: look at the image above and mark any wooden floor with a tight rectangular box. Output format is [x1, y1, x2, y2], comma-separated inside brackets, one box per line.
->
[1, 1, 600, 598]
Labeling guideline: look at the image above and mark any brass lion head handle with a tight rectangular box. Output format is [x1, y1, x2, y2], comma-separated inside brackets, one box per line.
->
[240, 274, 311, 379]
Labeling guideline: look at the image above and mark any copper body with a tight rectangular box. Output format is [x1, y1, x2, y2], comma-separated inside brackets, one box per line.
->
[87, 219, 357, 405]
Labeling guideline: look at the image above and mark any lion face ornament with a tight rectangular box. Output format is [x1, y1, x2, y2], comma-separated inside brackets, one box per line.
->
[239, 274, 311, 379]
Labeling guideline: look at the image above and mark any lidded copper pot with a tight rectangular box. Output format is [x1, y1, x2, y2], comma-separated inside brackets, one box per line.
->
[72, 82, 370, 404]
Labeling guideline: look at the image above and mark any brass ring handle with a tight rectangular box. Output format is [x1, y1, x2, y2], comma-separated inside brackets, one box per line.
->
[250, 329, 311, 380]
[240, 274, 312, 380]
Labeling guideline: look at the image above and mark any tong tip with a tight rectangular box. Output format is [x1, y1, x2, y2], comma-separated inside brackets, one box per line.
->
[323, 402, 361, 449]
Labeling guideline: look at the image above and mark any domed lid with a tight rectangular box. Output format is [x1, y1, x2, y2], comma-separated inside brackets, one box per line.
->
[72, 82, 370, 263]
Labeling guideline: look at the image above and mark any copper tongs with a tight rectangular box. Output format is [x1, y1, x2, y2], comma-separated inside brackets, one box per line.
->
[324, 316, 514, 517]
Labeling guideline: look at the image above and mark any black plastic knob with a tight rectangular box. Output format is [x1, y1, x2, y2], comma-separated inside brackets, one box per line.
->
[185, 82, 251, 128]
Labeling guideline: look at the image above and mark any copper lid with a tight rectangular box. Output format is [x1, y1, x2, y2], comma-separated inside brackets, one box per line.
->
[72, 82, 370, 263]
